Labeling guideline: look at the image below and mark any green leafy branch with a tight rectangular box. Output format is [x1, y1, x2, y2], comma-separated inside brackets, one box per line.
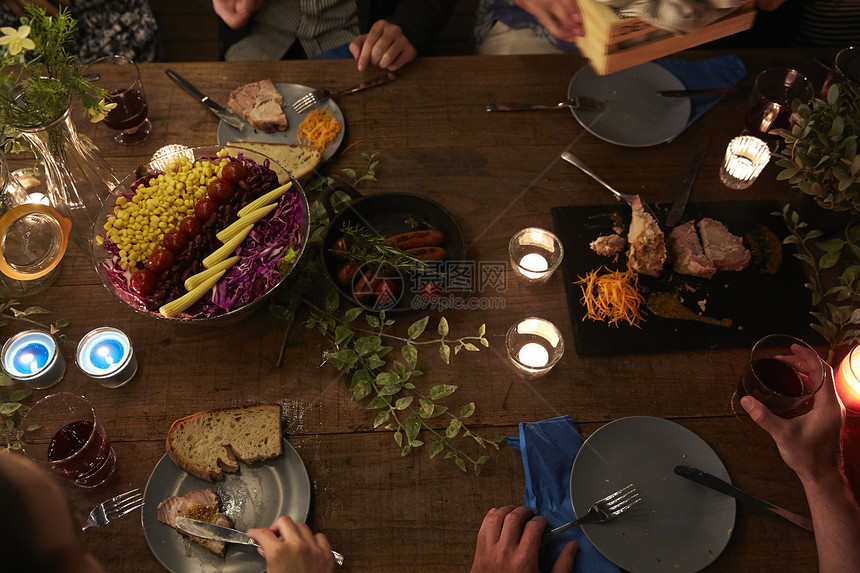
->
[0, 300, 70, 343]
[305, 152, 378, 194]
[302, 291, 502, 474]
[780, 205, 860, 361]
[0, 375, 36, 450]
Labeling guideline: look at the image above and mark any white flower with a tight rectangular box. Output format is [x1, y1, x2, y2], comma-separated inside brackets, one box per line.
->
[89, 98, 117, 123]
[0, 25, 36, 56]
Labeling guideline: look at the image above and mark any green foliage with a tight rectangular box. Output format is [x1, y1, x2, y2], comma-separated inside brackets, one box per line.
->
[0, 5, 107, 151]
[780, 205, 860, 358]
[305, 152, 379, 194]
[773, 84, 860, 214]
[0, 375, 35, 450]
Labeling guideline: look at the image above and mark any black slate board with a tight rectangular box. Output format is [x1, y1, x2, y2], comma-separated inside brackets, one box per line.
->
[551, 200, 817, 356]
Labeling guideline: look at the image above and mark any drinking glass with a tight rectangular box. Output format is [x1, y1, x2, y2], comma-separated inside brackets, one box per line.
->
[86, 55, 151, 144]
[731, 334, 829, 419]
[821, 46, 860, 98]
[744, 68, 813, 145]
[19, 392, 116, 487]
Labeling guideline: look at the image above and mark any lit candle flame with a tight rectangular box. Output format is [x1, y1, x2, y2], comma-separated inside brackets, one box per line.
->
[518, 343, 549, 368]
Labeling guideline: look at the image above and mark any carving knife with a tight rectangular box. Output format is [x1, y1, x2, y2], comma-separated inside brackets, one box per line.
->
[175, 517, 345, 565]
[664, 135, 709, 228]
[674, 466, 814, 532]
[164, 69, 246, 130]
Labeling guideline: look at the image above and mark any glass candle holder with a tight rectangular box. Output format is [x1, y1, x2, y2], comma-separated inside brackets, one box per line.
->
[76, 327, 138, 388]
[506, 317, 564, 380]
[835, 344, 860, 417]
[720, 136, 770, 190]
[509, 228, 564, 285]
[1, 330, 66, 389]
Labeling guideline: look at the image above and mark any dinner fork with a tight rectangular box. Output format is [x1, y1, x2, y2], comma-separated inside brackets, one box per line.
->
[541, 483, 641, 546]
[560, 152, 659, 220]
[292, 71, 400, 113]
[81, 488, 144, 531]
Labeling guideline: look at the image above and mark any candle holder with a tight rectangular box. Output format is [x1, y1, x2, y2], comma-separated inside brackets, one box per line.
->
[1, 330, 66, 389]
[76, 327, 138, 388]
[835, 344, 860, 417]
[720, 136, 770, 190]
[506, 317, 564, 380]
[509, 228, 564, 285]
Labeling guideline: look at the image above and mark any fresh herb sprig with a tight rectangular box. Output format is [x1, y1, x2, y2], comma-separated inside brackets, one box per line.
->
[781, 205, 860, 361]
[338, 222, 429, 273]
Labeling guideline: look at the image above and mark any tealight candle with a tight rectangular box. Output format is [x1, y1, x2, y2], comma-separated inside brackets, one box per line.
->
[834, 344, 860, 416]
[506, 317, 564, 380]
[1, 330, 66, 389]
[76, 327, 138, 388]
[509, 228, 564, 285]
[720, 136, 770, 190]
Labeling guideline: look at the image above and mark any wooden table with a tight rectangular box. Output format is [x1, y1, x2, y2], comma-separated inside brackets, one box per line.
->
[6, 50, 859, 572]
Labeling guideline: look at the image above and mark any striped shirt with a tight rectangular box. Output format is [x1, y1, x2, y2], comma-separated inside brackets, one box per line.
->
[226, 0, 359, 61]
[796, 0, 860, 45]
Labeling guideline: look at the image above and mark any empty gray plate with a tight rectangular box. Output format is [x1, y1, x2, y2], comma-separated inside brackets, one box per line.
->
[571, 416, 735, 573]
[568, 63, 692, 147]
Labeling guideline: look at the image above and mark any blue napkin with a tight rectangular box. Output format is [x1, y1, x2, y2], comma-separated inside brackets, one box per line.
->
[657, 55, 747, 128]
[507, 416, 620, 573]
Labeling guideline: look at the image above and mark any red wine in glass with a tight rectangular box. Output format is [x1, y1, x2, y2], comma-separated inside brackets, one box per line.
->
[103, 88, 148, 132]
[743, 100, 790, 142]
[47, 420, 112, 479]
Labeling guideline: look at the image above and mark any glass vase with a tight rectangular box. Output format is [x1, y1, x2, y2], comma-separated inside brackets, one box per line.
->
[13, 106, 119, 255]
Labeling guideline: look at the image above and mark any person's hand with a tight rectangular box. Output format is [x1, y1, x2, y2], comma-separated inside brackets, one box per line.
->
[515, 0, 583, 42]
[246, 516, 335, 573]
[349, 20, 416, 72]
[3, 0, 68, 17]
[740, 364, 845, 482]
[212, 0, 262, 30]
[470, 506, 578, 573]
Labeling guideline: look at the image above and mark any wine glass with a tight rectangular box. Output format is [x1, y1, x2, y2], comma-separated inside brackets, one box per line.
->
[821, 46, 860, 98]
[86, 55, 151, 145]
[731, 334, 829, 419]
[743, 67, 813, 147]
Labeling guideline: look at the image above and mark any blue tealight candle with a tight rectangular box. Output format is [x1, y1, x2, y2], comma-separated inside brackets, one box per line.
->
[1, 330, 66, 389]
[76, 327, 138, 388]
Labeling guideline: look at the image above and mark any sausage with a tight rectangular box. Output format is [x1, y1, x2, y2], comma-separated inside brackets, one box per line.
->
[386, 230, 444, 250]
[407, 246, 447, 260]
[353, 269, 382, 302]
[337, 261, 362, 286]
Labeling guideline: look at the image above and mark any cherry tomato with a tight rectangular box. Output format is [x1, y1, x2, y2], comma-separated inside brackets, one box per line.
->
[221, 161, 247, 184]
[146, 248, 175, 274]
[179, 216, 202, 237]
[420, 280, 442, 301]
[207, 178, 234, 203]
[375, 280, 398, 307]
[194, 198, 217, 223]
[162, 229, 189, 253]
[129, 269, 157, 296]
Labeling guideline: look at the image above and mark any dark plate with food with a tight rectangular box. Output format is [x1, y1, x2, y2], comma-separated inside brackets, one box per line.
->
[320, 181, 466, 313]
[551, 199, 816, 356]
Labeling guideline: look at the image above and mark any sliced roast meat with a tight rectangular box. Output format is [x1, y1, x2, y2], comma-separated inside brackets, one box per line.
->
[698, 217, 750, 272]
[669, 220, 717, 278]
[157, 488, 233, 557]
[626, 195, 666, 277]
[228, 79, 287, 132]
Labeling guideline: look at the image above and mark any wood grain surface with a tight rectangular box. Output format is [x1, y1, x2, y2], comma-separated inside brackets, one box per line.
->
[5, 50, 858, 573]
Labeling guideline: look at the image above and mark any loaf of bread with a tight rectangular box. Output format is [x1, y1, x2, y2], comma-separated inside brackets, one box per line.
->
[166, 404, 282, 481]
[227, 141, 321, 181]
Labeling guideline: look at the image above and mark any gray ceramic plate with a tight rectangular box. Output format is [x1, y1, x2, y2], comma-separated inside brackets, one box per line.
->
[568, 63, 692, 147]
[571, 416, 735, 573]
[217, 82, 345, 162]
[142, 439, 311, 573]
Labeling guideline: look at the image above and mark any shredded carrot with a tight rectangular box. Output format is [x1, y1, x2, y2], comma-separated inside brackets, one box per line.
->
[575, 265, 645, 328]
[339, 140, 362, 155]
[297, 108, 342, 151]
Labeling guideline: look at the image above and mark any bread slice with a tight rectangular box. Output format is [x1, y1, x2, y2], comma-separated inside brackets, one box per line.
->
[166, 404, 282, 481]
[227, 141, 322, 181]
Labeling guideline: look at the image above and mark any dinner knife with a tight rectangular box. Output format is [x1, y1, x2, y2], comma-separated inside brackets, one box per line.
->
[657, 87, 741, 98]
[663, 135, 709, 228]
[331, 71, 400, 97]
[174, 517, 346, 565]
[164, 68, 246, 130]
[674, 466, 814, 532]
[485, 97, 605, 112]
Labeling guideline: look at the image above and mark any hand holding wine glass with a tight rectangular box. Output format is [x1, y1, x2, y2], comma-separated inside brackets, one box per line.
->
[86, 55, 151, 145]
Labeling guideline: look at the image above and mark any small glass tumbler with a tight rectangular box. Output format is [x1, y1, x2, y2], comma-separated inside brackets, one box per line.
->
[506, 317, 564, 380]
[821, 46, 860, 98]
[720, 136, 770, 190]
[86, 55, 151, 145]
[509, 228, 564, 285]
[1, 330, 66, 389]
[76, 327, 138, 388]
[19, 392, 116, 488]
[834, 343, 860, 416]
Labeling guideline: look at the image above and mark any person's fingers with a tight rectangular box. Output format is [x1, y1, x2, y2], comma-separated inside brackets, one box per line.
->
[478, 505, 517, 544]
[356, 21, 385, 71]
[740, 394, 781, 435]
[268, 514, 302, 540]
[550, 540, 579, 573]
[348, 35, 365, 60]
[380, 42, 416, 71]
[519, 514, 546, 549]
[498, 506, 534, 547]
[246, 526, 282, 558]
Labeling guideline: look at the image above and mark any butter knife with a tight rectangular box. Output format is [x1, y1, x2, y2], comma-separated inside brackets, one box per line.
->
[674, 466, 814, 532]
[164, 69, 246, 130]
[664, 135, 709, 228]
[175, 517, 345, 565]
